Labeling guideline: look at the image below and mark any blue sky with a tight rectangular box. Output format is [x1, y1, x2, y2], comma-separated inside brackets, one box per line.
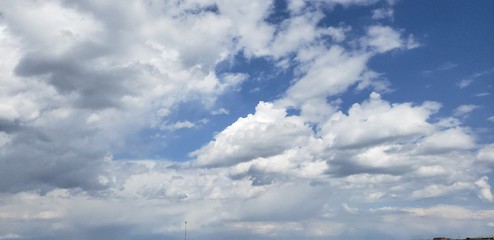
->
[0, 0, 493, 239]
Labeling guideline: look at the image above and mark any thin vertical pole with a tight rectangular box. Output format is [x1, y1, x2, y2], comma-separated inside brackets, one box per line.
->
[184, 221, 187, 240]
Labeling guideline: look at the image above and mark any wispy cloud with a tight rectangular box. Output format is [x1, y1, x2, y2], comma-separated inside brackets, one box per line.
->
[211, 108, 230, 115]
[457, 68, 494, 88]
[458, 78, 474, 89]
[488, 116, 494, 123]
[421, 62, 458, 76]
[475, 92, 490, 97]
[454, 104, 479, 117]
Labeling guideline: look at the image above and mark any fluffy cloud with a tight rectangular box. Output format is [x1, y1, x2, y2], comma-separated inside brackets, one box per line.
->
[477, 144, 494, 163]
[194, 90, 481, 204]
[321, 92, 439, 148]
[417, 127, 475, 153]
[475, 176, 494, 202]
[286, 45, 369, 103]
[191, 101, 314, 167]
[363, 25, 419, 53]
[215, 0, 275, 57]
[0, 0, 252, 192]
[270, 11, 325, 58]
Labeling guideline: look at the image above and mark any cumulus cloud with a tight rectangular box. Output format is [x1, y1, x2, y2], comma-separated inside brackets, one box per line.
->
[321, 92, 439, 148]
[417, 127, 475, 154]
[194, 89, 480, 199]
[191, 102, 314, 167]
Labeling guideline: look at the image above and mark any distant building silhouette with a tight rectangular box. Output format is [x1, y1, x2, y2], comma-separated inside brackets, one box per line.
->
[432, 236, 494, 240]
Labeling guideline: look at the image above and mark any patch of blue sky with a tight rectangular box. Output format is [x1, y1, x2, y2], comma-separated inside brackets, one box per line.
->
[384, 0, 494, 142]
[265, 0, 290, 25]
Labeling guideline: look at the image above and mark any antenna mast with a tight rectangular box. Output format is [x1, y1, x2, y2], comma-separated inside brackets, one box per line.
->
[184, 221, 187, 240]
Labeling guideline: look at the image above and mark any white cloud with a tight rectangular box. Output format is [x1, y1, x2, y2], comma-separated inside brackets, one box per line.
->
[355, 70, 391, 93]
[437, 62, 458, 71]
[287, 45, 370, 103]
[285, 0, 379, 15]
[372, 8, 394, 20]
[282, 25, 414, 109]
[0, 0, 103, 54]
[457, 68, 494, 89]
[0, 104, 19, 122]
[286, 0, 307, 14]
[342, 203, 359, 214]
[270, 12, 324, 58]
[321, 0, 379, 7]
[454, 104, 479, 116]
[457, 78, 472, 87]
[296, 97, 341, 124]
[191, 101, 314, 167]
[85, 113, 100, 124]
[321, 92, 439, 148]
[216, 0, 275, 57]
[365, 26, 402, 52]
[325, 25, 352, 43]
[415, 165, 448, 177]
[211, 108, 230, 115]
[228, 142, 328, 183]
[488, 116, 494, 123]
[475, 176, 494, 202]
[363, 25, 418, 53]
[0, 234, 22, 240]
[0, 24, 44, 124]
[0, 132, 11, 148]
[475, 92, 490, 97]
[160, 120, 196, 131]
[477, 144, 494, 163]
[418, 127, 475, 153]
[403, 204, 494, 220]
[411, 182, 471, 199]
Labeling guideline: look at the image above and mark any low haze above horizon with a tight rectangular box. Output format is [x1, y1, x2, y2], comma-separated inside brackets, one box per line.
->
[0, 0, 493, 239]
